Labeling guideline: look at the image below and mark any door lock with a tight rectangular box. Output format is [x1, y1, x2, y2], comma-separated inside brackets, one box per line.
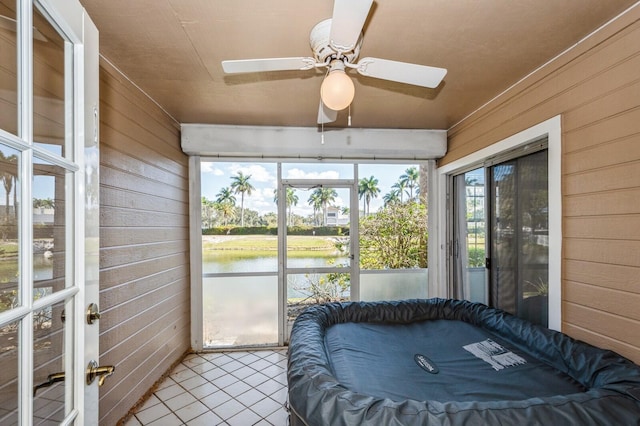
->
[86, 303, 101, 324]
[86, 360, 115, 386]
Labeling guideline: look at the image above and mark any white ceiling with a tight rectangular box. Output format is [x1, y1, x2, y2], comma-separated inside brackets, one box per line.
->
[80, 0, 638, 130]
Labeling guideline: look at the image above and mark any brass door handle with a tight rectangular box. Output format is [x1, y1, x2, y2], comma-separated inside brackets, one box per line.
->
[86, 360, 115, 386]
[34, 372, 65, 396]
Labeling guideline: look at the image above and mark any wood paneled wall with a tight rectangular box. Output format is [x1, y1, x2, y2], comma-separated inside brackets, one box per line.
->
[97, 59, 190, 425]
[441, 7, 640, 363]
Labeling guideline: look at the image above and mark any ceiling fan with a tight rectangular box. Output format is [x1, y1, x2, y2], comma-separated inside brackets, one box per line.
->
[221, 0, 447, 124]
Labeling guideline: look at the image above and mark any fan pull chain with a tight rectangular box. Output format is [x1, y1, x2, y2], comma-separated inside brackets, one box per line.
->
[348, 104, 352, 126]
[321, 121, 325, 144]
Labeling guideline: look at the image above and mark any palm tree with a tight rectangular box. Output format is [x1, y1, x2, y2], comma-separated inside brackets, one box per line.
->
[214, 187, 236, 226]
[419, 163, 428, 206]
[307, 191, 323, 226]
[0, 152, 17, 220]
[391, 180, 407, 203]
[200, 196, 216, 228]
[229, 172, 254, 227]
[215, 201, 236, 226]
[310, 188, 337, 226]
[383, 189, 401, 206]
[273, 188, 299, 225]
[399, 167, 419, 200]
[358, 176, 381, 215]
[215, 187, 236, 205]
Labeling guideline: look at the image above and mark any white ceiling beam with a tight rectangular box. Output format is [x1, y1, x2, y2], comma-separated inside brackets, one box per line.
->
[181, 124, 447, 161]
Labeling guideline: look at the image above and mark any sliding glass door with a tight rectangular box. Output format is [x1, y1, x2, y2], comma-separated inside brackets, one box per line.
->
[489, 150, 549, 326]
[451, 146, 549, 327]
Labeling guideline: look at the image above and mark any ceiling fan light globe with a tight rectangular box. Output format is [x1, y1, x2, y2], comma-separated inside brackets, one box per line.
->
[321, 70, 355, 110]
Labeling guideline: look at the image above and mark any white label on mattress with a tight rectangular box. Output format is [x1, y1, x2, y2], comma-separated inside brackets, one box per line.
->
[463, 339, 527, 371]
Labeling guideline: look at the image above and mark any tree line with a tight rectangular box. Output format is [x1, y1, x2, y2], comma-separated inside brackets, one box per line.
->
[202, 166, 426, 228]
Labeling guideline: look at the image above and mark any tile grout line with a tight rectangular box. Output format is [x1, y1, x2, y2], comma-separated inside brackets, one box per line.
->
[129, 349, 289, 426]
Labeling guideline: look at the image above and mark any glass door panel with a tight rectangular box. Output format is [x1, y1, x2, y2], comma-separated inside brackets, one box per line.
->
[489, 150, 548, 327]
[285, 184, 352, 332]
[0, 145, 20, 312]
[32, 299, 71, 424]
[0, 319, 18, 424]
[0, 0, 17, 135]
[33, 5, 67, 157]
[33, 158, 69, 297]
[451, 168, 487, 304]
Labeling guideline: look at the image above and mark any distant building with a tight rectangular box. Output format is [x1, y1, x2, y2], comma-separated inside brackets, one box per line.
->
[325, 206, 348, 226]
[33, 207, 55, 225]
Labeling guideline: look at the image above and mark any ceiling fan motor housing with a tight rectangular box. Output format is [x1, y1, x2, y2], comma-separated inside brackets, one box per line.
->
[310, 19, 362, 65]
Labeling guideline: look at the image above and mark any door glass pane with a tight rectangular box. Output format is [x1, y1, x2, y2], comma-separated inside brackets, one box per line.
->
[490, 150, 548, 327]
[519, 151, 548, 326]
[287, 272, 350, 325]
[285, 183, 351, 326]
[0, 0, 17, 135]
[0, 145, 19, 312]
[33, 5, 67, 157]
[33, 158, 67, 298]
[452, 169, 487, 304]
[0, 319, 18, 424]
[286, 186, 350, 269]
[33, 300, 69, 424]
[491, 161, 517, 313]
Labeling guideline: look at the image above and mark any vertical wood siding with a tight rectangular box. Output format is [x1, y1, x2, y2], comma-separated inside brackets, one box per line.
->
[97, 60, 190, 425]
[441, 7, 640, 363]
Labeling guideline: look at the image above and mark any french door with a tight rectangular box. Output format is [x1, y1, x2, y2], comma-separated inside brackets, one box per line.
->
[0, 0, 100, 424]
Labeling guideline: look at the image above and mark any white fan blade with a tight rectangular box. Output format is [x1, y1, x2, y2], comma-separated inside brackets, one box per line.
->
[329, 0, 373, 52]
[356, 57, 447, 88]
[222, 57, 316, 74]
[318, 101, 338, 124]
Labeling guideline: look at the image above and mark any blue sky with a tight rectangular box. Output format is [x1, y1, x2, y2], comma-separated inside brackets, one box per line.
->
[201, 161, 419, 217]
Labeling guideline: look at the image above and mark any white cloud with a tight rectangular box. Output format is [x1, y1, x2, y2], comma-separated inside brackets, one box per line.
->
[333, 196, 345, 207]
[261, 187, 277, 200]
[285, 168, 340, 180]
[227, 163, 275, 183]
[201, 163, 224, 175]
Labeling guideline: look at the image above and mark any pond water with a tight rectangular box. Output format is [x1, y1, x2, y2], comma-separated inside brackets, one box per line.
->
[202, 254, 348, 274]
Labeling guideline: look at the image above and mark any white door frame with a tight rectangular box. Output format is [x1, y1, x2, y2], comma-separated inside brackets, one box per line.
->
[433, 116, 562, 331]
[279, 173, 359, 344]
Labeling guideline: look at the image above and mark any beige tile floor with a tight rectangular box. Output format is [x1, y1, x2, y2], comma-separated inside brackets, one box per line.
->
[124, 349, 289, 426]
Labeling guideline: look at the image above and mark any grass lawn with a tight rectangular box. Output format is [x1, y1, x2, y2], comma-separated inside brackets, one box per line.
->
[202, 235, 338, 251]
[202, 234, 344, 260]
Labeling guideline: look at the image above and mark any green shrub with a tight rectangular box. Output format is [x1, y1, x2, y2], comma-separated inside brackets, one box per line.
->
[468, 247, 485, 267]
